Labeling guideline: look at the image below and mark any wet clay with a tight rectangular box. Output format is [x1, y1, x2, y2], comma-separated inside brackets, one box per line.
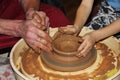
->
[41, 34, 97, 71]
[21, 42, 120, 80]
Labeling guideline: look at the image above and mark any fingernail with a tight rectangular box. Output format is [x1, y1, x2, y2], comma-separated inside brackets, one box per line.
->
[49, 45, 53, 51]
[36, 49, 41, 55]
[50, 47, 53, 51]
[82, 53, 86, 57]
[76, 54, 82, 57]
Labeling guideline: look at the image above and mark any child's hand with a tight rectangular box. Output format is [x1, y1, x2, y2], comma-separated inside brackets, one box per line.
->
[77, 32, 96, 57]
[58, 25, 80, 36]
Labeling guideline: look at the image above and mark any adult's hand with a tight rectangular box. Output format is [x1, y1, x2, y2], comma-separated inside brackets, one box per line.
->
[26, 8, 49, 30]
[17, 10, 52, 54]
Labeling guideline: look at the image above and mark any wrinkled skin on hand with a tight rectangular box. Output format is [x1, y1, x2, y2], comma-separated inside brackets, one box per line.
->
[18, 9, 52, 54]
[26, 8, 49, 30]
[77, 32, 96, 57]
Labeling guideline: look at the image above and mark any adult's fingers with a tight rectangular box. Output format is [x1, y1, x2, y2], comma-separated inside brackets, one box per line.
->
[35, 28, 52, 43]
[28, 39, 52, 54]
[26, 8, 35, 19]
[32, 12, 42, 23]
[36, 11, 47, 26]
[36, 37, 52, 49]
[32, 19, 46, 30]
[32, 12, 49, 31]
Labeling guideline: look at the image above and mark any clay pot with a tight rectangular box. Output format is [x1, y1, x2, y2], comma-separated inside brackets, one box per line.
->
[41, 34, 97, 71]
[51, 34, 83, 62]
[52, 34, 82, 56]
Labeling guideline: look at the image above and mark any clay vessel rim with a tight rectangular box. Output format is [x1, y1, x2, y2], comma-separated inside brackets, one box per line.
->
[53, 47, 78, 56]
[52, 35, 80, 56]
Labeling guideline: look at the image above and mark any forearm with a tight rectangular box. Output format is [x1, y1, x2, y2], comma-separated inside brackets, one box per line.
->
[0, 19, 22, 37]
[74, 0, 94, 30]
[91, 19, 120, 42]
[20, 0, 40, 12]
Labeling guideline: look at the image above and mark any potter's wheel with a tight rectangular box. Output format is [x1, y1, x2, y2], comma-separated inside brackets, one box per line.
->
[11, 27, 120, 80]
[41, 35, 97, 72]
[20, 42, 120, 80]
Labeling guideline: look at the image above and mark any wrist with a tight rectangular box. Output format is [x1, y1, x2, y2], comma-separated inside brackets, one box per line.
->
[0, 19, 23, 37]
[89, 31, 98, 42]
[14, 20, 24, 37]
[74, 25, 81, 32]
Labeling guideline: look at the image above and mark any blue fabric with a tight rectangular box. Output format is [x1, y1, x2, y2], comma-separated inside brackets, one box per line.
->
[107, 0, 120, 10]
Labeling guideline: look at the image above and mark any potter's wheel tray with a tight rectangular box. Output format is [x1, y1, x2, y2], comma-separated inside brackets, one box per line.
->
[10, 27, 120, 80]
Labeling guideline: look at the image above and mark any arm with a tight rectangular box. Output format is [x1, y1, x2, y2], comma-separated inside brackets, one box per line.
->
[58, 0, 94, 35]
[78, 19, 120, 56]
[74, 0, 94, 31]
[19, 0, 40, 11]
[90, 18, 120, 42]
[0, 0, 51, 53]
[0, 15, 52, 53]
[0, 0, 47, 37]
[0, 0, 41, 36]
[0, 19, 22, 37]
